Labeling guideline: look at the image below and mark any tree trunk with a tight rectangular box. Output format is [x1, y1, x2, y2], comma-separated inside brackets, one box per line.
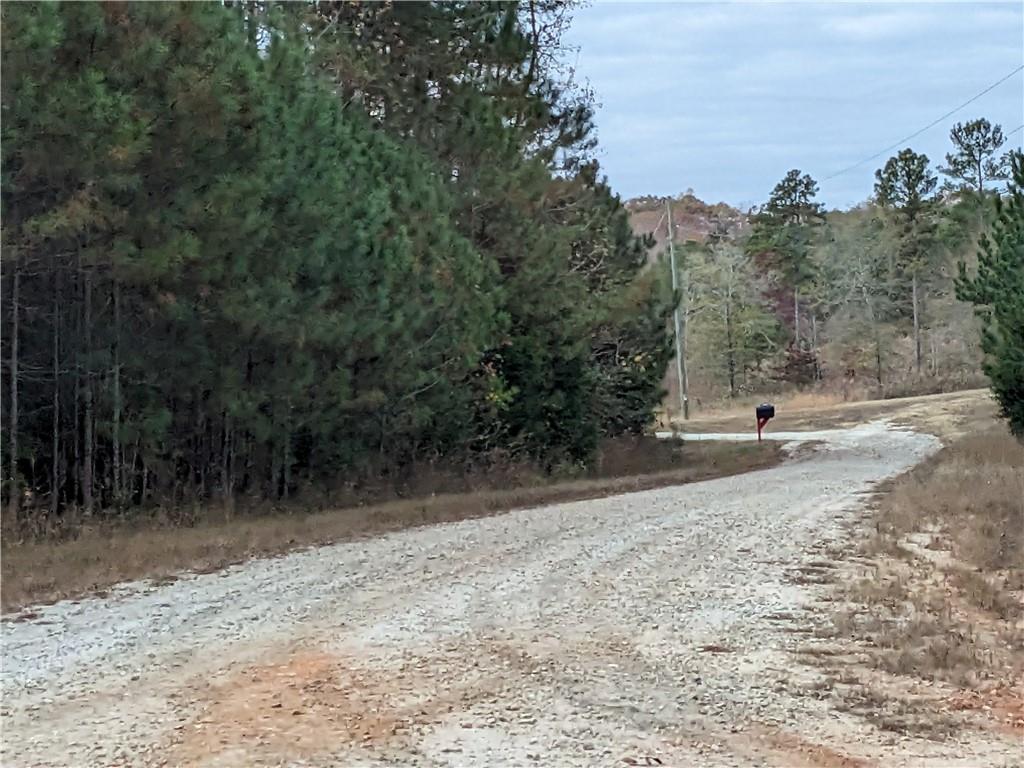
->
[7, 268, 20, 525]
[193, 397, 205, 499]
[51, 276, 61, 519]
[112, 282, 122, 504]
[281, 414, 291, 501]
[270, 439, 281, 500]
[811, 314, 821, 380]
[242, 432, 253, 494]
[221, 413, 233, 503]
[911, 272, 922, 375]
[83, 271, 94, 517]
[793, 286, 800, 346]
[129, 439, 139, 504]
[282, 439, 291, 501]
[73, 351, 80, 505]
[862, 285, 883, 386]
[725, 297, 736, 398]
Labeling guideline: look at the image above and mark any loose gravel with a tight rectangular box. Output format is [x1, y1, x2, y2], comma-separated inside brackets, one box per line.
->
[3, 420, 1015, 767]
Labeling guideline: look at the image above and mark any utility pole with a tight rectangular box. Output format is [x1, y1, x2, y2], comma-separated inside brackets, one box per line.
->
[666, 200, 689, 420]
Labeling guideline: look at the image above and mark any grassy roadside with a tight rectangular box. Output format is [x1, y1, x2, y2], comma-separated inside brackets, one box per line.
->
[810, 422, 1024, 737]
[1, 439, 783, 614]
[670, 388, 995, 437]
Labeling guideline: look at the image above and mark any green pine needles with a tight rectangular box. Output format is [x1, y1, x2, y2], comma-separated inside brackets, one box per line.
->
[957, 151, 1024, 438]
[1, 2, 673, 518]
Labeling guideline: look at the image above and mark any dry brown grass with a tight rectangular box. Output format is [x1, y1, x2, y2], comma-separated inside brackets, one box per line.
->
[819, 420, 1024, 736]
[672, 388, 998, 440]
[0, 439, 782, 613]
[874, 430, 1024, 576]
[669, 374, 990, 425]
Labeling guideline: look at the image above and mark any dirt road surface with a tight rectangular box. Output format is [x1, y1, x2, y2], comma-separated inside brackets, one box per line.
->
[3, 420, 1019, 766]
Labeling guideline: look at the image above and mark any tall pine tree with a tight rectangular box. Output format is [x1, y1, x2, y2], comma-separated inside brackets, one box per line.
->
[875, 148, 939, 375]
[956, 151, 1024, 437]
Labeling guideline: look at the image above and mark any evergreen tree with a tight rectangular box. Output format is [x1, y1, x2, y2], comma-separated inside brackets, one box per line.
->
[304, 0, 665, 463]
[874, 148, 939, 375]
[1, 1, 673, 523]
[2, 2, 500, 514]
[956, 151, 1024, 437]
[561, 167, 674, 436]
[746, 169, 825, 378]
[940, 118, 1012, 196]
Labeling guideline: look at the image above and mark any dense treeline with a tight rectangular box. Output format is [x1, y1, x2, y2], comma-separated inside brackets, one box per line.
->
[651, 121, 1020, 412]
[1, 1, 674, 525]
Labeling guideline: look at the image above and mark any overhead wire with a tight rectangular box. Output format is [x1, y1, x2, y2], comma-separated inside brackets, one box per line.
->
[822, 65, 1024, 182]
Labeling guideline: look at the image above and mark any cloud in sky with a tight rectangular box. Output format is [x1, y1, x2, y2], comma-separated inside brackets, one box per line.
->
[563, 1, 1024, 209]
[819, 9, 938, 40]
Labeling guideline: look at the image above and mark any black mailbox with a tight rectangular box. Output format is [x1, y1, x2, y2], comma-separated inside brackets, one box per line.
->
[756, 403, 775, 420]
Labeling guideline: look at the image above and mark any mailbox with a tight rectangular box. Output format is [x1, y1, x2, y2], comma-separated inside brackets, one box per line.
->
[755, 403, 775, 441]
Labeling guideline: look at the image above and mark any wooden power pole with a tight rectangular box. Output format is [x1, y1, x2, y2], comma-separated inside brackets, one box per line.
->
[665, 200, 689, 420]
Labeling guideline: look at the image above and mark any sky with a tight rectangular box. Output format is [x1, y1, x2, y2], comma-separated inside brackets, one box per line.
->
[563, 1, 1024, 210]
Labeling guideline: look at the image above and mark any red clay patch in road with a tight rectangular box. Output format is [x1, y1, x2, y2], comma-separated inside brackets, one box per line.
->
[748, 728, 875, 768]
[168, 648, 465, 765]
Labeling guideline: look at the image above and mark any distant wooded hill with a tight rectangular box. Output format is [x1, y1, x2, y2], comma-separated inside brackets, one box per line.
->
[627, 193, 747, 257]
[627, 181, 993, 411]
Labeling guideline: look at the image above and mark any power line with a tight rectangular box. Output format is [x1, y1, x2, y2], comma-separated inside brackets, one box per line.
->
[823, 65, 1024, 182]
[1006, 124, 1023, 152]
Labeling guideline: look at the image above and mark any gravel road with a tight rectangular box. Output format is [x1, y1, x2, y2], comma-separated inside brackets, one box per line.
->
[4, 420, 1014, 767]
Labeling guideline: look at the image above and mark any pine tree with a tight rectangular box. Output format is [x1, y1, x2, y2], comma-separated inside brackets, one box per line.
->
[746, 169, 825, 380]
[940, 118, 1011, 196]
[1, 2, 501, 515]
[305, 0, 663, 464]
[875, 148, 939, 375]
[956, 151, 1024, 437]
[2, 1, 675, 522]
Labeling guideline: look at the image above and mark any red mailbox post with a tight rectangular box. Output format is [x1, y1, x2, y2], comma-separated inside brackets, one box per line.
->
[756, 403, 775, 442]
